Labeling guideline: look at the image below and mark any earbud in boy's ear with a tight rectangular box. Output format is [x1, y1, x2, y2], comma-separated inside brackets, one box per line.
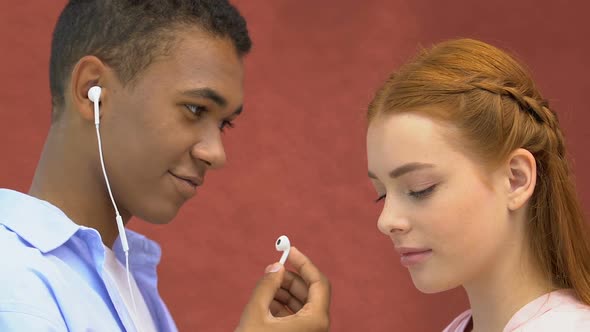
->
[88, 86, 102, 125]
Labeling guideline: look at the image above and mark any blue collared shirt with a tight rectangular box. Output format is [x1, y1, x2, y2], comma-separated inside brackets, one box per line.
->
[0, 189, 178, 331]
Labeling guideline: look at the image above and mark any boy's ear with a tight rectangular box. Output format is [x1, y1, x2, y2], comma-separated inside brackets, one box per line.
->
[69, 55, 108, 123]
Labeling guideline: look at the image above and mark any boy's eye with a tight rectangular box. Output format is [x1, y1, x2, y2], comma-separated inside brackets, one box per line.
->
[185, 104, 206, 116]
[185, 104, 236, 133]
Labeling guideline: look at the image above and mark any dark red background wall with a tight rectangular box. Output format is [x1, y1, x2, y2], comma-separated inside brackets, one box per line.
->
[1, 1, 588, 331]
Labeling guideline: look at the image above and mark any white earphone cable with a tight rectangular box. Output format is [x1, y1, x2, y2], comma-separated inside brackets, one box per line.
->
[95, 121, 139, 319]
[95, 124, 120, 222]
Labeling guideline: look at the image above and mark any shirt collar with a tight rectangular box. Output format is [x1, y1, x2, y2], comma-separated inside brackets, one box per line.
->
[0, 188, 79, 253]
[504, 289, 579, 330]
[0, 189, 162, 268]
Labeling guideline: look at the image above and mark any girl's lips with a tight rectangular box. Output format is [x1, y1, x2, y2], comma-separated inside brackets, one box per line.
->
[396, 248, 433, 267]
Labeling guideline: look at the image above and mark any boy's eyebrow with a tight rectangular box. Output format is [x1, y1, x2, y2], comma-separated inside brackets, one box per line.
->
[181, 88, 227, 107]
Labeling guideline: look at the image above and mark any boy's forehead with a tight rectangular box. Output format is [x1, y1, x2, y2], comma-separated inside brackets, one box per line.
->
[135, 28, 244, 100]
[172, 27, 242, 70]
[186, 33, 238, 73]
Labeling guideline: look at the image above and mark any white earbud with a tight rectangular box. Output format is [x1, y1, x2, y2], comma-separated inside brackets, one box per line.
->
[275, 235, 291, 265]
[88, 85, 101, 103]
[88, 86, 102, 125]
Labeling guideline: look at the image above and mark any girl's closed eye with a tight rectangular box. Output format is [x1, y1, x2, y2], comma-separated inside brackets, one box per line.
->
[408, 184, 437, 199]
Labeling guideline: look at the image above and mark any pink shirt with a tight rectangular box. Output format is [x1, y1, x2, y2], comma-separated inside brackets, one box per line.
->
[443, 289, 590, 331]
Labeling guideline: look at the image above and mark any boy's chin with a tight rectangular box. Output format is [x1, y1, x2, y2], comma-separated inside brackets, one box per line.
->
[134, 202, 181, 225]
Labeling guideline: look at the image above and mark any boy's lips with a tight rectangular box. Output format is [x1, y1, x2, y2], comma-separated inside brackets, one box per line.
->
[169, 172, 203, 186]
[168, 171, 203, 198]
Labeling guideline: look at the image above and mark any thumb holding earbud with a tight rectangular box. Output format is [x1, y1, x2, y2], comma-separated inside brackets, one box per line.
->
[252, 262, 285, 311]
[238, 262, 285, 326]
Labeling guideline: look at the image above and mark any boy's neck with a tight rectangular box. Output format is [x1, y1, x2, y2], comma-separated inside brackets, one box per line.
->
[29, 123, 129, 248]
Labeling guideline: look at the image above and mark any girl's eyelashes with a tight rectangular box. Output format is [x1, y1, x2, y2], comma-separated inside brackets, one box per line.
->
[408, 184, 437, 200]
[375, 194, 386, 203]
